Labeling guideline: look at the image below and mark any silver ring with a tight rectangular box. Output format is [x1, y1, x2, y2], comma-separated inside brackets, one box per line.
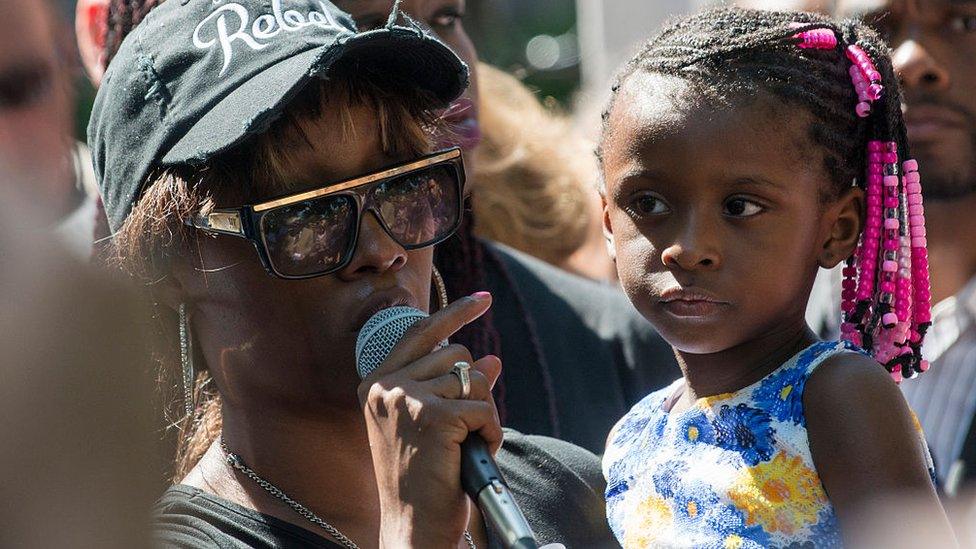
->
[450, 361, 472, 399]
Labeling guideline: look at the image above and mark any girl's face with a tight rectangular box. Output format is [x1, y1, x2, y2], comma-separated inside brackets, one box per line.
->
[171, 103, 434, 413]
[336, 0, 481, 153]
[602, 72, 859, 355]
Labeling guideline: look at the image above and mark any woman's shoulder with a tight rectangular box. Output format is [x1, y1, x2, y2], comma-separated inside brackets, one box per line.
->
[154, 485, 342, 548]
[496, 429, 618, 548]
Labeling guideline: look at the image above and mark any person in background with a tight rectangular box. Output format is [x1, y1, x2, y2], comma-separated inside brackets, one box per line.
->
[0, 0, 96, 258]
[471, 62, 616, 282]
[77, 0, 680, 455]
[0, 1, 156, 547]
[829, 0, 976, 498]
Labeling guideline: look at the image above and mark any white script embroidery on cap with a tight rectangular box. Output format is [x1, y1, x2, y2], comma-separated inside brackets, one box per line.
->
[193, 0, 350, 76]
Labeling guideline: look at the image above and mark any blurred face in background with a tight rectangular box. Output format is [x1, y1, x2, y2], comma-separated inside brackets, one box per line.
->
[837, 0, 976, 200]
[335, 0, 482, 158]
[0, 0, 74, 222]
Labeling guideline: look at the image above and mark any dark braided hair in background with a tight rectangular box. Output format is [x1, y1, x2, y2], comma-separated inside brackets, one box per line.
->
[97, 0, 559, 433]
[104, 0, 163, 70]
[597, 8, 927, 378]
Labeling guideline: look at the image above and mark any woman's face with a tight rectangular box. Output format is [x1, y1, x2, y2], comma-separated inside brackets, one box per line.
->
[173, 103, 434, 413]
[335, 0, 482, 153]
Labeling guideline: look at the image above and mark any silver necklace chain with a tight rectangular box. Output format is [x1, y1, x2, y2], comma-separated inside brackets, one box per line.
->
[220, 439, 475, 549]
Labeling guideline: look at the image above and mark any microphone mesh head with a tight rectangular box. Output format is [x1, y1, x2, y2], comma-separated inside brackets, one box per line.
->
[355, 306, 427, 379]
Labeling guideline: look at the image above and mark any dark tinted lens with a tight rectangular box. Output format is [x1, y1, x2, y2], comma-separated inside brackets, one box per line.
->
[373, 164, 460, 247]
[260, 195, 357, 277]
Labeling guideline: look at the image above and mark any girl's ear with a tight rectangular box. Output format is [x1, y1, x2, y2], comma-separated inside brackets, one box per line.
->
[602, 194, 616, 262]
[819, 186, 864, 268]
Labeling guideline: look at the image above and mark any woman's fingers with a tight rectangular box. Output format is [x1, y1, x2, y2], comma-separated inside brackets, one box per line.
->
[472, 354, 502, 390]
[367, 292, 491, 380]
[449, 399, 504, 455]
[393, 344, 474, 382]
[424, 367, 491, 401]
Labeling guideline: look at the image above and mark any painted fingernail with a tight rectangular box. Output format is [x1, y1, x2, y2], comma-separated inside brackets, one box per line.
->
[471, 291, 491, 301]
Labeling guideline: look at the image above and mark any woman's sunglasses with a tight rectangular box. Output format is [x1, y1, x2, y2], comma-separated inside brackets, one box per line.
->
[188, 148, 465, 279]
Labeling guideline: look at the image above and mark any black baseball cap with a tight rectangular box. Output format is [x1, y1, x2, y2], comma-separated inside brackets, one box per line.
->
[88, 0, 469, 231]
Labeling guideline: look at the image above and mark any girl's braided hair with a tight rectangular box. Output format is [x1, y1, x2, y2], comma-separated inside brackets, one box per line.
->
[598, 8, 931, 381]
[599, 8, 904, 196]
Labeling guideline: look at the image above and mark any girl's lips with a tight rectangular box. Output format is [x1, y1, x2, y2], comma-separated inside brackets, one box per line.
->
[660, 300, 727, 318]
[657, 288, 728, 318]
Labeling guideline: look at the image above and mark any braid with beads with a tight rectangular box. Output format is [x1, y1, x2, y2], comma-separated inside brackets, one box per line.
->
[597, 8, 931, 382]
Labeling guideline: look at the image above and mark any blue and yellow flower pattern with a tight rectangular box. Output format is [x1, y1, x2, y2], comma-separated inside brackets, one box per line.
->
[602, 340, 929, 548]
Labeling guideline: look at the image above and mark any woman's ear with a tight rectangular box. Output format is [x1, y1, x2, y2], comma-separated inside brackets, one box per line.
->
[152, 271, 187, 314]
[602, 194, 616, 262]
[819, 186, 864, 268]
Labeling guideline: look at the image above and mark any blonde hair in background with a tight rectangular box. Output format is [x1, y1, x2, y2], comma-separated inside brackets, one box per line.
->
[471, 63, 604, 276]
[110, 72, 439, 482]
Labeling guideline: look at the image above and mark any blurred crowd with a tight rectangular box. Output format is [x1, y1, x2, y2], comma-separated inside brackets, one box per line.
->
[2, 0, 975, 547]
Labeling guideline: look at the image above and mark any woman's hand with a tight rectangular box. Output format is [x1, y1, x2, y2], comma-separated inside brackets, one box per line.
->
[358, 292, 503, 549]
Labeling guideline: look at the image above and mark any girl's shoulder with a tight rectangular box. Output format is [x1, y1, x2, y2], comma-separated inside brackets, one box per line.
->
[603, 378, 681, 458]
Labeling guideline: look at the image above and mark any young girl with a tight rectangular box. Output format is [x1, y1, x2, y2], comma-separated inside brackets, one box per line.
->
[600, 8, 956, 548]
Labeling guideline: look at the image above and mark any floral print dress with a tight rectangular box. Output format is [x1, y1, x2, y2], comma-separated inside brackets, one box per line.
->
[603, 340, 933, 548]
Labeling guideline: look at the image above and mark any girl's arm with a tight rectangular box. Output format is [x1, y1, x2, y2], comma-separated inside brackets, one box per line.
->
[805, 352, 958, 548]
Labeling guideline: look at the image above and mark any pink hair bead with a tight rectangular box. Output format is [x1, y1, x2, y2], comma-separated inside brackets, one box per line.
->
[868, 140, 884, 151]
[883, 175, 899, 186]
[911, 237, 927, 248]
[868, 83, 884, 100]
[919, 360, 930, 372]
[905, 171, 920, 183]
[882, 260, 898, 272]
[856, 101, 871, 117]
[904, 159, 919, 172]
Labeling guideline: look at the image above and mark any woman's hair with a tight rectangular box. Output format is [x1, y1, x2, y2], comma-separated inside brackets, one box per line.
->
[597, 8, 931, 381]
[112, 64, 440, 480]
[470, 62, 594, 268]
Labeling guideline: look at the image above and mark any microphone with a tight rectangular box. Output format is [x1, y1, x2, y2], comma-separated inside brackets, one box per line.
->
[356, 306, 539, 549]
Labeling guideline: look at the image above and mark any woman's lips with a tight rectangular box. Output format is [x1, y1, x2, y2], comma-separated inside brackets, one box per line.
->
[439, 97, 482, 151]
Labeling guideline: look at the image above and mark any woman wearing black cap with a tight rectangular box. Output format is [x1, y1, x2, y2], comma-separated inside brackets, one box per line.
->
[89, 1, 612, 547]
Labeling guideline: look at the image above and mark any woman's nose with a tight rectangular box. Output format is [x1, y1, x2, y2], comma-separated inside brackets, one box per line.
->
[336, 212, 408, 280]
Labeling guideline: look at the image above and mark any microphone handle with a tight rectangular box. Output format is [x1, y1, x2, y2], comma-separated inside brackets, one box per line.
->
[460, 434, 538, 549]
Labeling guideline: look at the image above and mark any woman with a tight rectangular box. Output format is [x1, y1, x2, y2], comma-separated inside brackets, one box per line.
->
[85, 0, 680, 455]
[89, 1, 612, 547]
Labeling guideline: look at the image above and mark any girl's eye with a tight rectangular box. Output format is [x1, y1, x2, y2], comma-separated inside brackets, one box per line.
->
[949, 14, 976, 33]
[628, 194, 671, 217]
[723, 198, 764, 217]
